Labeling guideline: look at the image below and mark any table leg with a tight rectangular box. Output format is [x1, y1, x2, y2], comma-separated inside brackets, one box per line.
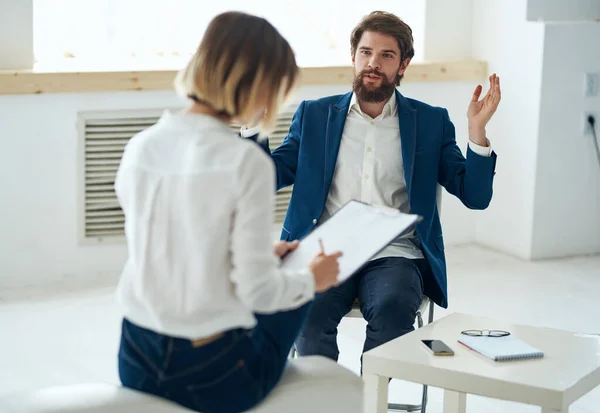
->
[363, 373, 388, 413]
[443, 389, 466, 413]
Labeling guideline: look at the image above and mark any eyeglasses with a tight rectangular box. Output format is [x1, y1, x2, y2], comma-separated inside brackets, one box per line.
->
[461, 329, 510, 337]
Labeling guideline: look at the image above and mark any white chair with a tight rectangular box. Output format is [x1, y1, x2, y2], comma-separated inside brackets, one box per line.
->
[0, 356, 364, 413]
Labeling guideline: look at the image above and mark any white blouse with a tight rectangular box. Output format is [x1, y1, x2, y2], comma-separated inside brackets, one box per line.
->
[114, 111, 314, 339]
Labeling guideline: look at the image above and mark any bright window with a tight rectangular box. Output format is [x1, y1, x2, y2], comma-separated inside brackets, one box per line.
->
[33, 0, 424, 70]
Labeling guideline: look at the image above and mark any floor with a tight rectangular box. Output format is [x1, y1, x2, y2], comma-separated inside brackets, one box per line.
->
[0, 244, 599, 412]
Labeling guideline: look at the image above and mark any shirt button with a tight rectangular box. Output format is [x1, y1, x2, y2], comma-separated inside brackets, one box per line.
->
[312, 219, 317, 224]
[370, 121, 375, 125]
[367, 147, 373, 152]
[364, 174, 370, 179]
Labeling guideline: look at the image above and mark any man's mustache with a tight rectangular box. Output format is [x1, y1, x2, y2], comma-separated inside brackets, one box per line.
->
[360, 69, 385, 78]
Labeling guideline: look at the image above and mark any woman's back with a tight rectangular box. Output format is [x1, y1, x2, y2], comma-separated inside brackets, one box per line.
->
[116, 11, 343, 413]
[115, 111, 288, 339]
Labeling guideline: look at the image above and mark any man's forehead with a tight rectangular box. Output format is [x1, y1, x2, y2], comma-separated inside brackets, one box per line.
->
[358, 31, 400, 52]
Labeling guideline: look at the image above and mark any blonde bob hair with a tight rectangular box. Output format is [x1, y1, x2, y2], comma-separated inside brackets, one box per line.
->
[175, 11, 299, 135]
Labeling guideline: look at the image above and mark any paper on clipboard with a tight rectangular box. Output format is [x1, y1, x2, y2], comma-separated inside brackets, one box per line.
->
[280, 200, 421, 283]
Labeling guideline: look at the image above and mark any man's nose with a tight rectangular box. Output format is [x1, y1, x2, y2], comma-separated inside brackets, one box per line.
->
[368, 56, 381, 70]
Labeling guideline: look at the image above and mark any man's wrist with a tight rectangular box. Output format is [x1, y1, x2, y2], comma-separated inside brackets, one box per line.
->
[468, 126, 488, 146]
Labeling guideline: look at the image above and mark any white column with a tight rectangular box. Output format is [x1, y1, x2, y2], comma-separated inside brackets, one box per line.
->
[527, 0, 600, 22]
[0, 0, 34, 70]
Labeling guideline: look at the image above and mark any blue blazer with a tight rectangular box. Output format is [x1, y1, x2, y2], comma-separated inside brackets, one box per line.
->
[251, 90, 497, 308]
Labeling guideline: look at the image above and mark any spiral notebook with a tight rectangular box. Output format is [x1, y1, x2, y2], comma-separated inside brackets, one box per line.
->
[458, 335, 544, 361]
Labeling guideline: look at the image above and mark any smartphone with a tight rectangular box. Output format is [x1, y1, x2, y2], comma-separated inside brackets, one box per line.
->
[421, 339, 454, 356]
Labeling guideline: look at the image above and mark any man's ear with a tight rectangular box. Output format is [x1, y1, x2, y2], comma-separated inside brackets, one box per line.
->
[351, 50, 356, 65]
[398, 58, 411, 76]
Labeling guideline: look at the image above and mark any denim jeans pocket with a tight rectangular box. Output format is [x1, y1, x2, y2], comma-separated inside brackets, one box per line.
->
[184, 359, 253, 390]
[183, 359, 263, 413]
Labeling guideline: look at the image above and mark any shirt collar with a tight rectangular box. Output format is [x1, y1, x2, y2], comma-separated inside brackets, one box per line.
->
[348, 91, 397, 119]
[160, 110, 232, 135]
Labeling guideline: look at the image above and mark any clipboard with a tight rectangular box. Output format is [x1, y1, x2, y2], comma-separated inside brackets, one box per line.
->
[280, 200, 421, 283]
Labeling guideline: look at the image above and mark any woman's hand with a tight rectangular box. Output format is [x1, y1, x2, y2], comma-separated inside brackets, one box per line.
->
[273, 240, 299, 257]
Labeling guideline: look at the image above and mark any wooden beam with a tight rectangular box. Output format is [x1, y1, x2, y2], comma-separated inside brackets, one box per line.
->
[0, 60, 487, 95]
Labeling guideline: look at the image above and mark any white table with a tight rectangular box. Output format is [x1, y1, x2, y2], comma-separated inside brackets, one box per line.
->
[362, 312, 600, 413]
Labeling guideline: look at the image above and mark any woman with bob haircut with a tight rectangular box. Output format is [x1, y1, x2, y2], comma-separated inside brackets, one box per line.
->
[114, 11, 343, 413]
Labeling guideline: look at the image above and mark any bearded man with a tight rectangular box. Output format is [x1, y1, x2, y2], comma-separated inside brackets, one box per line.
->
[241, 10, 501, 368]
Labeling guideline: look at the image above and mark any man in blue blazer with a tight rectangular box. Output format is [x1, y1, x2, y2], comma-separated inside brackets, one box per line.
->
[242, 11, 501, 365]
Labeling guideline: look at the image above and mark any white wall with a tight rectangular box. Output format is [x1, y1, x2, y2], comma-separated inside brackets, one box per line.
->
[15, 0, 599, 287]
[400, 81, 480, 246]
[418, 0, 479, 246]
[6, 0, 520, 289]
[0, 81, 477, 287]
[0, 0, 33, 69]
[423, 0, 473, 61]
[526, 0, 600, 22]
[0, 91, 181, 287]
[0, 0, 485, 287]
[531, 23, 600, 259]
[471, 0, 600, 260]
[471, 0, 546, 260]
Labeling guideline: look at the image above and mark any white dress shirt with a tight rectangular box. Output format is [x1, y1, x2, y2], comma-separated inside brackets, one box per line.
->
[115, 111, 314, 340]
[323, 93, 491, 260]
[243, 92, 492, 260]
[320, 92, 423, 259]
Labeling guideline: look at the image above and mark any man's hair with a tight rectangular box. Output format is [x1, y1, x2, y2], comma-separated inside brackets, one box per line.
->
[350, 11, 415, 85]
[175, 11, 299, 134]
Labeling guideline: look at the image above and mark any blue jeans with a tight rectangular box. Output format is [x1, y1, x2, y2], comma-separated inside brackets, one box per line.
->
[118, 302, 311, 413]
[295, 257, 424, 367]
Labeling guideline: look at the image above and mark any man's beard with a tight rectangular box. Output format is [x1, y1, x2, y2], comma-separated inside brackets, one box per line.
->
[352, 69, 397, 103]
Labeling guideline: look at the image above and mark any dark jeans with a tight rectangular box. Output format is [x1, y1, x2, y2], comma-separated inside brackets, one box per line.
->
[118, 302, 311, 413]
[295, 257, 424, 369]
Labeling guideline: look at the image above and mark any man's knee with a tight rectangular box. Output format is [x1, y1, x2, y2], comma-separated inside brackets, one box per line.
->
[360, 293, 421, 355]
[361, 259, 424, 330]
[369, 294, 418, 329]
